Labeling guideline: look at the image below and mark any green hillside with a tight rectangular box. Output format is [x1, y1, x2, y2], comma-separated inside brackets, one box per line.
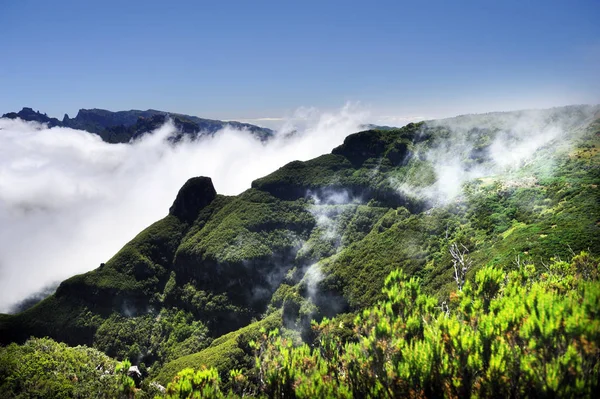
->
[1, 105, 599, 397]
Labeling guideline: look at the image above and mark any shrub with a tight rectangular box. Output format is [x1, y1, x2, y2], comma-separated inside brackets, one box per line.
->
[161, 253, 600, 398]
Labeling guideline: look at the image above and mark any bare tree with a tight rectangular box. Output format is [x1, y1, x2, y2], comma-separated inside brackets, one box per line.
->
[450, 243, 472, 291]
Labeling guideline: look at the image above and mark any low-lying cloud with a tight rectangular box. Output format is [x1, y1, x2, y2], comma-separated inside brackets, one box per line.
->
[392, 106, 599, 205]
[2, 104, 597, 312]
[0, 104, 368, 312]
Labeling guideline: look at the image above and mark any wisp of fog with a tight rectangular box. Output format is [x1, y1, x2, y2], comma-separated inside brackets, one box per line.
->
[392, 106, 598, 205]
[0, 104, 368, 312]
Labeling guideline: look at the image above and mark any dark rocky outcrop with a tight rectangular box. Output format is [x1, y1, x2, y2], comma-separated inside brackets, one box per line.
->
[2, 107, 273, 143]
[2, 107, 62, 127]
[169, 177, 217, 222]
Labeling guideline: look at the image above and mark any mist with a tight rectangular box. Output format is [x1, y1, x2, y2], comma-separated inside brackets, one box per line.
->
[391, 106, 599, 205]
[0, 104, 368, 312]
[2, 104, 596, 313]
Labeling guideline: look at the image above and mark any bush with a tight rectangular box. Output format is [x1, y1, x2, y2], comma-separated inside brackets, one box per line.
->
[161, 253, 600, 398]
[0, 338, 124, 398]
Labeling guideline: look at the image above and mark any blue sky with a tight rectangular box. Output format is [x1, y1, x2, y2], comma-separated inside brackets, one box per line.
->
[1, 0, 599, 124]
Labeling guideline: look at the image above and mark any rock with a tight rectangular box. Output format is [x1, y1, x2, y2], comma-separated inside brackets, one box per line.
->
[2, 107, 273, 143]
[127, 365, 142, 385]
[150, 381, 166, 393]
[2, 107, 62, 127]
[169, 177, 217, 222]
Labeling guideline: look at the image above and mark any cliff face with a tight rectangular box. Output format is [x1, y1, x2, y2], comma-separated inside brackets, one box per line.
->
[169, 177, 218, 222]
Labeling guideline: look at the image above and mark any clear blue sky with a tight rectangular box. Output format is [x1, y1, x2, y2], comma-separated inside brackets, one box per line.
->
[1, 0, 599, 122]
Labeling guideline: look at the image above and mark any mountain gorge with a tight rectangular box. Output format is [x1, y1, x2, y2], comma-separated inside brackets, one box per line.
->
[0, 105, 599, 397]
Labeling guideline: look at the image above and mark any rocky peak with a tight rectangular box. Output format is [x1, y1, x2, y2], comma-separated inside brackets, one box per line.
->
[169, 177, 217, 222]
[331, 130, 392, 166]
[1, 107, 62, 127]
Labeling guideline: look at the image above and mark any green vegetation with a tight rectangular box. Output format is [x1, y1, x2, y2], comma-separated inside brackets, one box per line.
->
[0, 338, 123, 398]
[94, 308, 210, 366]
[161, 252, 600, 398]
[0, 105, 598, 397]
[155, 311, 282, 387]
[261, 255, 600, 397]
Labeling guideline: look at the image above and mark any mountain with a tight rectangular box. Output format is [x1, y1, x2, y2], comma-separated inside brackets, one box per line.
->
[1, 107, 273, 143]
[360, 123, 401, 131]
[1, 105, 599, 397]
[2, 107, 62, 127]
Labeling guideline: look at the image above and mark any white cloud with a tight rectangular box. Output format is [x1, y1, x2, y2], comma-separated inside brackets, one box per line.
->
[371, 115, 427, 126]
[391, 106, 598, 205]
[0, 103, 368, 312]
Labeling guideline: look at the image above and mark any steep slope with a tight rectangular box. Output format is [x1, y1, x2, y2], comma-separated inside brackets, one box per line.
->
[0, 177, 217, 346]
[155, 105, 600, 385]
[1, 105, 598, 388]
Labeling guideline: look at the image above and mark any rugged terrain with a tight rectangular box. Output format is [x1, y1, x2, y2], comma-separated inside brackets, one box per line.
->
[1, 105, 599, 397]
[2, 107, 273, 143]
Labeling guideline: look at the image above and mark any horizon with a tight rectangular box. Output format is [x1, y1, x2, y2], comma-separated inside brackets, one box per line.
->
[5, 102, 599, 131]
[1, 0, 599, 127]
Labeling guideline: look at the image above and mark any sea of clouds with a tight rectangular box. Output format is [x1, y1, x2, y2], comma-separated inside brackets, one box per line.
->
[0, 104, 368, 312]
[1, 103, 597, 312]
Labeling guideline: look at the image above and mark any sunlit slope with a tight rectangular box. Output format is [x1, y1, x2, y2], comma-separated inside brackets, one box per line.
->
[154, 106, 600, 383]
[1, 105, 598, 382]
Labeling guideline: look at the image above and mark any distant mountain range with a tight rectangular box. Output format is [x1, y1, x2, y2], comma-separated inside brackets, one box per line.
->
[1, 107, 274, 143]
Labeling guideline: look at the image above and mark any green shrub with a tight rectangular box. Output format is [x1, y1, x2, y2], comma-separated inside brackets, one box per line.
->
[0, 338, 123, 398]
[161, 253, 600, 398]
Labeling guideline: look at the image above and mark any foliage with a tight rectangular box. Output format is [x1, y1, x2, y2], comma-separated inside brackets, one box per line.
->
[94, 308, 210, 368]
[1, 106, 598, 398]
[162, 253, 600, 398]
[154, 311, 282, 387]
[0, 337, 123, 398]
[115, 360, 137, 398]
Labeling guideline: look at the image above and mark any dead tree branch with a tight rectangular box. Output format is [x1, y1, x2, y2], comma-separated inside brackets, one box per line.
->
[450, 242, 472, 291]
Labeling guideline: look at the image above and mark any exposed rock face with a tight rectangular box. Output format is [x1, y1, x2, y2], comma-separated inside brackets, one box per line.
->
[2, 107, 61, 127]
[169, 177, 217, 222]
[150, 381, 166, 393]
[127, 365, 142, 386]
[2, 107, 273, 143]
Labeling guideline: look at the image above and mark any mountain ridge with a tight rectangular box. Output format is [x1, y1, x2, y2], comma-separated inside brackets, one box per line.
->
[1, 107, 274, 143]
